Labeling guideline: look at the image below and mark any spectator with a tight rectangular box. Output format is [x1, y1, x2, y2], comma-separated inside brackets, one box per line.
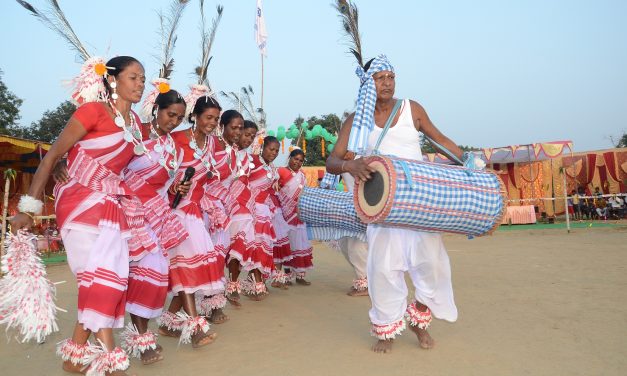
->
[609, 195, 625, 219]
[595, 197, 609, 220]
[571, 190, 581, 221]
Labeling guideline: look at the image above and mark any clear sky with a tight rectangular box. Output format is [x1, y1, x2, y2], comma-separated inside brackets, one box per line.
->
[1, 0, 626, 153]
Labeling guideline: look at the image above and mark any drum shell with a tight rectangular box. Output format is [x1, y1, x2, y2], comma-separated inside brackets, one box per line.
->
[354, 155, 507, 236]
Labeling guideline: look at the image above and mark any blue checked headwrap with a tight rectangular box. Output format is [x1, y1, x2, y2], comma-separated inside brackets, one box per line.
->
[348, 54, 395, 154]
[319, 172, 340, 190]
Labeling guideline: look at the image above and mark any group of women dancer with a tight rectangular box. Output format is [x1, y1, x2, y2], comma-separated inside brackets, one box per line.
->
[10, 56, 313, 376]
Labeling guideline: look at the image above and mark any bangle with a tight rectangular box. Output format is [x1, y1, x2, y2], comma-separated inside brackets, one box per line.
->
[20, 211, 35, 221]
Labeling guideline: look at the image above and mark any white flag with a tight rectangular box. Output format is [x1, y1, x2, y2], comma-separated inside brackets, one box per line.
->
[255, 0, 268, 56]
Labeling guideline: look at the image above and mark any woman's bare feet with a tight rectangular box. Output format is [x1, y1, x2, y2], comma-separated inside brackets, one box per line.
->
[271, 281, 289, 290]
[209, 308, 229, 324]
[62, 360, 84, 374]
[139, 347, 163, 365]
[409, 325, 435, 349]
[191, 331, 218, 348]
[296, 278, 311, 286]
[226, 291, 242, 307]
[158, 326, 181, 338]
[346, 287, 369, 297]
[372, 339, 394, 353]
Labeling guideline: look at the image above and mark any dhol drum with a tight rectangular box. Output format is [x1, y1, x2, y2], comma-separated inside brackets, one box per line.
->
[298, 187, 366, 234]
[354, 155, 506, 236]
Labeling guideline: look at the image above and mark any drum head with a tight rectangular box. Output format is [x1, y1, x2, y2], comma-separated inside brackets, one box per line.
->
[356, 158, 391, 220]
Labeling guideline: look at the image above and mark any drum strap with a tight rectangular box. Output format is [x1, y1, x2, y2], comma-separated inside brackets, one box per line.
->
[372, 99, 403, 153]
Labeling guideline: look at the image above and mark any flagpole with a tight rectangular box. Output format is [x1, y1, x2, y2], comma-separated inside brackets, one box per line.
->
[261, 53, 264, 114]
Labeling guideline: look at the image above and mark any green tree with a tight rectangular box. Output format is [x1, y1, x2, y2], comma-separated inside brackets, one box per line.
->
[290, 113, 342, 166]
[420, 134, 480, 155]
[616, 132, 627, 148]
[0, 69, 23, 134]
[22, 101, 76, 143]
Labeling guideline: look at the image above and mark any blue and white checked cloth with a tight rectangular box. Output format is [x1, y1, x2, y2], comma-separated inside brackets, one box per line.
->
[298, 187, 366, 234]
[348, 55, 395, 155]
[319, 172, 340, 190]
[361, 156, 504, 236]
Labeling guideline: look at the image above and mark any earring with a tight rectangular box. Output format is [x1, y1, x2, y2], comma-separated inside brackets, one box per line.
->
[110, 78, 118, 103]
[149, 106, 160, 140]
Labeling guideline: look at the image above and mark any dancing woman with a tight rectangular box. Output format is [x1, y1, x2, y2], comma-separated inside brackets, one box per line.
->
[157, 94, 223, 348]
[201, 110, 249, 307]
[279, 149, 314, 285]
[241, 136, 281, 299]
[12, 56, 146, 375]
[121, 89, 189, 365]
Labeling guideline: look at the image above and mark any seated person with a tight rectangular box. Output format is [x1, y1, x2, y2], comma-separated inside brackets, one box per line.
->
[595, 197, 609, 220]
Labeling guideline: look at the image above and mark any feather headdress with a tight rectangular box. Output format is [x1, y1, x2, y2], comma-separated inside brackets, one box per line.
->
[333, 0, 364, 68]
[141, 0, 190, 121]
[16, 0, 108, 104]
[185, 1, 224, 117]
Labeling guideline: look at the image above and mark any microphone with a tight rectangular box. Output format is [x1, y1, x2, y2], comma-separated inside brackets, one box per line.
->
[172, 167, 195, 208]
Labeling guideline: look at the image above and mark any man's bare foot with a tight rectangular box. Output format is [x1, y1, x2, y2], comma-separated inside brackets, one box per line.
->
[158, 326, 181, 338]
[191, 331, 218, 348]
[226, 292, 242, 307]
[409, 325, 435, 349]
[140, 347, 164, 365]
[296, 278, 311, 286]
[209, 308, 229, 324]
[62, 360, 84, 374]
[372, 339, 394, 353]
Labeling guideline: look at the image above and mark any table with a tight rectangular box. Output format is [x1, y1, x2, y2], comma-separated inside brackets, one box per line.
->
[502, 205, 537, 225]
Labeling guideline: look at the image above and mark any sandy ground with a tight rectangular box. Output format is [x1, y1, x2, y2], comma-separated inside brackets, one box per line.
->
[1, 225, 627, 376]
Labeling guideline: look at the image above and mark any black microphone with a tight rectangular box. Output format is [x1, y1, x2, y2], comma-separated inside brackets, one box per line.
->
[172, 167, 195, 208]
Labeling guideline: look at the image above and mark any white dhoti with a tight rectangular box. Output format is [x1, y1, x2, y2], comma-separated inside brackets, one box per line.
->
[367, 225, 457, 339]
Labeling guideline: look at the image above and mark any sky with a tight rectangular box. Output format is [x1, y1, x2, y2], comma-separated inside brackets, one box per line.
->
[1, 0, 626, 155]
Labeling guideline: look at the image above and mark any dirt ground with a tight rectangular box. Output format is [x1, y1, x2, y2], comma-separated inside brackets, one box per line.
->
[1, 226, 626, 376]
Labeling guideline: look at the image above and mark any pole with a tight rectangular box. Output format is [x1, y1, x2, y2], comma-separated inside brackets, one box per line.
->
[260, 54, 264, 112]
[563, 169, 571, 233]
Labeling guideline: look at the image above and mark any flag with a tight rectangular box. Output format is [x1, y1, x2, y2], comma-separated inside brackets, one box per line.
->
[255, 0, 268, 56]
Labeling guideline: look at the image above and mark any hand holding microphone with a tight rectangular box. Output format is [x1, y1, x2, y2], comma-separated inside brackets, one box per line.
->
[172, 167, 195, 208]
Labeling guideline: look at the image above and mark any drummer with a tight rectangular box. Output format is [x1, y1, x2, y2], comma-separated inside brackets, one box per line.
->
[326, 54, 469, 353]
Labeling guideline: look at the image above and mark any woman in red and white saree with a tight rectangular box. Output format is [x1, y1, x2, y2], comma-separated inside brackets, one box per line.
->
[279, 148, 314, 285]
[198, 111, 245, 316]
[242, 136, 281, 299]
[157, 96, 223, 348]
[12, 56, 146, 375]
[121, 90, 188, 365]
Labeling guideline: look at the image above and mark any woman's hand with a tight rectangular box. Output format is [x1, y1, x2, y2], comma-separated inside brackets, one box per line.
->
[9, 213, 34, 234]
[345, 158, 376, 182]
[52, 159, 69, 184]
[177, 180, 192, 196]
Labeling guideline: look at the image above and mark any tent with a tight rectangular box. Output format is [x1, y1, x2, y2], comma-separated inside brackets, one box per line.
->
[0, 134, 55, 217]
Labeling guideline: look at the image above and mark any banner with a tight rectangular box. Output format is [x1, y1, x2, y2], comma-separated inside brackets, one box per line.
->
[255, 0, 268, 56]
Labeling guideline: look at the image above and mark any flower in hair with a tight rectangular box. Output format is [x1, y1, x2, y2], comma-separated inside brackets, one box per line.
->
[94, 63, 108, 76]
[158, 82, 171, 94]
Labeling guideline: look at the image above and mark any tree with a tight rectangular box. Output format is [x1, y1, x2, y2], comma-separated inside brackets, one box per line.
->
[420, 134, 480, 156]
[0, 69, 23, 134]
[616, 132, 627, 148]
[21, 101, 76, 143]
[290, 113, 342, 166]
